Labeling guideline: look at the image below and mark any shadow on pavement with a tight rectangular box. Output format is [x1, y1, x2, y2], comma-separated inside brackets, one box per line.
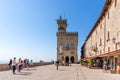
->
[24, 68, 37, 71]
[16, 72, 31, 75]
[58, 69, 66, 71]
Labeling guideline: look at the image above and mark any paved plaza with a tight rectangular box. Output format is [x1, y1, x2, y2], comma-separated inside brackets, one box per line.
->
[0, 64, 120, 80]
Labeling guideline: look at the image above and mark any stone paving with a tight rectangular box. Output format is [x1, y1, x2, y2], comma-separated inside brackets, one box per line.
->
[0, 64, 120, 80]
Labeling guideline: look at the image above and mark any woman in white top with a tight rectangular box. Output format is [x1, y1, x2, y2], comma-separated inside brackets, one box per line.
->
[12, 57, 17, 74]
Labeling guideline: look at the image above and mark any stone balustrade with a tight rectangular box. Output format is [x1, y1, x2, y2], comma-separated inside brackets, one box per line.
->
[0, 64, 9, 71]
[0, 62, 54, 71]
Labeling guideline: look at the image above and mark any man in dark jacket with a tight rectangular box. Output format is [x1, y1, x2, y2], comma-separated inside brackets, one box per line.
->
[56, 60, 59, 70]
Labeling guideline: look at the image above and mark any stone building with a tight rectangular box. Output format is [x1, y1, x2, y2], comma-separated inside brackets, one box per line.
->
[56, 16, 78, 64]
[81, 0, 120, 72]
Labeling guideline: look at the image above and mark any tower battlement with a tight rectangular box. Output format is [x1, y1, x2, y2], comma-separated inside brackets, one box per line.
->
[66, 32, 78, 35]
[57, 32, 78, 36]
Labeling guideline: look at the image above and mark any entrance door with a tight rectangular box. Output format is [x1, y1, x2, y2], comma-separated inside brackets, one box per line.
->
[65, 56, 69, 63]
[71, 56, 75, 63]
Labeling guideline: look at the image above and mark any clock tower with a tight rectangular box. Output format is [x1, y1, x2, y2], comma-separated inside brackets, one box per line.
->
[56, 16, 78, 65]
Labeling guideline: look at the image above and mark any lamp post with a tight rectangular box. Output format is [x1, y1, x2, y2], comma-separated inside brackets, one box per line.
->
[112, 31, 120, 46]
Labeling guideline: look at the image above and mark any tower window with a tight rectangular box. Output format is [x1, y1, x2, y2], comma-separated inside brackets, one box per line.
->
[71, 43, 74, 49]
[59, 29, 65, 33]
[108, 11, 110, 19]
[115, 43, 117, 50]
[100, 24, 102, 29]
[59, 43, 64, 48]
[96, 42, 97, 47]
[115, 0, 117, 7]
[100, 50, 102, 54]
[108, 47, 110, 52]
[99, 38, 102, 46]
[65, 43, 69, 49]
[107, 31, 110, 42]
[96, 30, 97, 34]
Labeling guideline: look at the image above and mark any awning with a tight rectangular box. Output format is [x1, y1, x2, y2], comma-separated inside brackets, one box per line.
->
[80, 58, 88, 61]
[91, 49, 120, 58]
[81, 50, 120, 60]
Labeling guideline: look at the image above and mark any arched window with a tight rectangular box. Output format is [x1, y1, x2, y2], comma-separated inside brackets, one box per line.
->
[108, 11, 110, 19]
[100, 24, 102, 29]
[107, 31, 110, 41]
[71, 43, 74, 49]
[60, 43, 64, 48]
[99, 38, 102, 46]
[59, 29, 65, 33]
[115, 0, 117, 7]
[65, 43, 69, 49]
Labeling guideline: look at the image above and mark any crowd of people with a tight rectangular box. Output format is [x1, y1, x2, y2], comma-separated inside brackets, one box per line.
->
[8, 57, 33, 74]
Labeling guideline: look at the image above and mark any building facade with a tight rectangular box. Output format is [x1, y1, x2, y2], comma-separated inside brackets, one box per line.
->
[56, 16, 78, 64]
[81, 0, 120, 71]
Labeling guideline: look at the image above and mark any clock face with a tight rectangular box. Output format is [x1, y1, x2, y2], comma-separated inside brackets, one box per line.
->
[59, 29, 65, 33]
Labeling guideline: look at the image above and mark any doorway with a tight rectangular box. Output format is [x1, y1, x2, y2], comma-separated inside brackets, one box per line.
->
[65, 56, 69, 63]
[71, 56, 75, 63]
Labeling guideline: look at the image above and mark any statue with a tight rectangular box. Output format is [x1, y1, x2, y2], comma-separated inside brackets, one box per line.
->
[59, 45, 63, 53]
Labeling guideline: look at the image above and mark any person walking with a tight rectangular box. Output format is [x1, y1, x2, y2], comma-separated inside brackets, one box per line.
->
[102, 59, 108, 73]
[17, 58, 22, 72]
[56, 60, 59, 70]
[12, 57, 17, 74]
[62, 61, 65, 66]
[24, 58, 29, 70]
[109, 61, 114, 70]
[8, 59, 12, 69]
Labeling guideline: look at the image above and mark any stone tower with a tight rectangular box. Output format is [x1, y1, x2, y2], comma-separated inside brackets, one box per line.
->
[56, 16, 78, 65]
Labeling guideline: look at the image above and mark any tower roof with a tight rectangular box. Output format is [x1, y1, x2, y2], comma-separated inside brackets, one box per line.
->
[57, 16, 67, 24]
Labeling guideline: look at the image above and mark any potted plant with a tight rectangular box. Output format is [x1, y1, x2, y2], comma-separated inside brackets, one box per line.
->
[87, 58, 92, 68]
[116, 61, 120, 74]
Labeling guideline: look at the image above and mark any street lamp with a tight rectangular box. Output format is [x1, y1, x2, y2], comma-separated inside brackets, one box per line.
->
[112, 31, 120, 46]
[112, 37, 116, 44]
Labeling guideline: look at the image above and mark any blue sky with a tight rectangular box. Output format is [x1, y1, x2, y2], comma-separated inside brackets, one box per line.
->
[0, 0, 105, 62]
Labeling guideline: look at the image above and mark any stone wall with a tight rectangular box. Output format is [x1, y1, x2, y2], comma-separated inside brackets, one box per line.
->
[0, 62, 53, 71]
[0, 64, 9, 71]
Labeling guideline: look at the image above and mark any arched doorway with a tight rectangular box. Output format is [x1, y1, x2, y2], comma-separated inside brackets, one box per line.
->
[71, 56, 75, 63]
[65, 56, 69, 63]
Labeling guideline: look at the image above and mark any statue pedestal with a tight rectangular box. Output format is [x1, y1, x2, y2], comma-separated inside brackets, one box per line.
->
[58, 53, 63, 66]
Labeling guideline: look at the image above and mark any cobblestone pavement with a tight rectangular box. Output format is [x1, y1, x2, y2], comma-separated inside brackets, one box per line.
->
[0, 64, 120, 80]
